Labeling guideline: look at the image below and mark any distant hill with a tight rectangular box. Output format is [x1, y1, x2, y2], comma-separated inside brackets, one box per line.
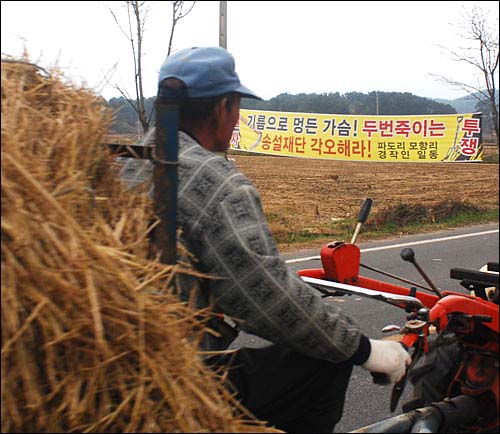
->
[240, 91, 456, 116]
[434, 90, 499, 113]
[434, 95, 477, 113]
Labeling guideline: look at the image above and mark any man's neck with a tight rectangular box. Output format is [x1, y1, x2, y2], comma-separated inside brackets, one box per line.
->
[181, 127, 213, 151]
[182, 126, 227, 154]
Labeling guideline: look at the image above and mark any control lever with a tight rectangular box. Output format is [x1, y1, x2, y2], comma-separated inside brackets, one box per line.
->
[301, 276, 424, 310]
[351, 198, 373, 244]
[401, 248, 443, 298]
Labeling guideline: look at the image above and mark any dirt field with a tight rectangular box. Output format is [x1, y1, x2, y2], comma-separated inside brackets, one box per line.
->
[110, 134, 499, 252]
[232, 151, 499, 251]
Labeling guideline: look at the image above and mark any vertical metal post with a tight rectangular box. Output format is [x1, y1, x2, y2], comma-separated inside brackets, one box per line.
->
[153, 96, 179, 265]
[219, 1, 227, 49]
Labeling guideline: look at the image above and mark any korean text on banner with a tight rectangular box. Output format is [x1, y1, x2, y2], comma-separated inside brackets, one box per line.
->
[229, 110, 483, 162]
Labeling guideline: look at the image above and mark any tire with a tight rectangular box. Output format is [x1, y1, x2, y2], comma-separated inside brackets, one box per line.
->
[402, 332, 462, 413]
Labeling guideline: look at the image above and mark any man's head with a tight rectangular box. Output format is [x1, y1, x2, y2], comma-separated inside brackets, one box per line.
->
[158, 46, 260, 100]
[158, 47, 261, 152]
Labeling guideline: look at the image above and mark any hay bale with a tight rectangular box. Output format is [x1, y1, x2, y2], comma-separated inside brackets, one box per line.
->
[1, 58, 280, 433]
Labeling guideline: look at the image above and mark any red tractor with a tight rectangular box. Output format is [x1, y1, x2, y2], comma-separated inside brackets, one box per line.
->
[298, 199, 499, 433]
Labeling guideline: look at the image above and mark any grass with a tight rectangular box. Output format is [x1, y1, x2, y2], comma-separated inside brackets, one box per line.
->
[272, 200, 499, 250]
[362, 205, 498, 239]
[482, 153, 499, 163]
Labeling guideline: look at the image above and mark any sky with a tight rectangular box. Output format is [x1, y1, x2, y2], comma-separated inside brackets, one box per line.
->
[1, 1, 499, 102]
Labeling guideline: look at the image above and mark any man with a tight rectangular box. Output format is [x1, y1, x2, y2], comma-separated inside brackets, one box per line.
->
[156, 46, 410, 433]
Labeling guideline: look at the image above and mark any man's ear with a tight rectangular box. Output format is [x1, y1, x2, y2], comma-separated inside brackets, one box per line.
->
[221, 96, 232, 111]
[210, 98, 225, 128]
[213, 97, 226, 117]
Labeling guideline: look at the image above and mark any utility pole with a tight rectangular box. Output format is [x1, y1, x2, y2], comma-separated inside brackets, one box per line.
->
[219, 1, 227, 49]
[376, 91, 379, 116]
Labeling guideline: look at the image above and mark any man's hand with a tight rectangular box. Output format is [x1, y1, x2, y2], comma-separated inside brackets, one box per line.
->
[361, 339, 411, 384]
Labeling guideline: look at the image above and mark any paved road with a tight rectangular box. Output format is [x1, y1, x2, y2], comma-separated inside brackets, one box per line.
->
[230, 222, 499, 432]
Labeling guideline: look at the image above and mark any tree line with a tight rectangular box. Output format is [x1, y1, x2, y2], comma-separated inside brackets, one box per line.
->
[106, 91, 459, 135]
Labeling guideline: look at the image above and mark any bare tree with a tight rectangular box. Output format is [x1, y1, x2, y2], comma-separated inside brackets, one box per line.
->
[108, 1, 196, 135]
[108, 1, 150, 134]
[430, 3, 499, 146]
[168, 1, 197, 57]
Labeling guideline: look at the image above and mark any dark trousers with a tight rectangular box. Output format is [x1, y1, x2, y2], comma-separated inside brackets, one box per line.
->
[210, 344, 354, 433]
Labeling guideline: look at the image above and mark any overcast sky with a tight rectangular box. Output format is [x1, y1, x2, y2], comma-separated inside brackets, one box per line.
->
[1, 1, 498, 102]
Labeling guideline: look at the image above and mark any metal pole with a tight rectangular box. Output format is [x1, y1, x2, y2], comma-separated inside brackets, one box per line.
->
[153, 96, 179, 265]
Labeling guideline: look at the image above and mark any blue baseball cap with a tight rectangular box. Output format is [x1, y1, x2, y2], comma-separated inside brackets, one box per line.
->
[158, 46, 261, 100]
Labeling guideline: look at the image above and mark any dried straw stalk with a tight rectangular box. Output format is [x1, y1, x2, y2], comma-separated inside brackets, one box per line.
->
[1, 59, 281, 433]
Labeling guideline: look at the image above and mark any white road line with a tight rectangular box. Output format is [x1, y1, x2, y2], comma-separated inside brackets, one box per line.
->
[285, 229, 499, 264]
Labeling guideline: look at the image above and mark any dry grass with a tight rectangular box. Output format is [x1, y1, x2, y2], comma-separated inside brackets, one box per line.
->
[1, 59, 280, 433]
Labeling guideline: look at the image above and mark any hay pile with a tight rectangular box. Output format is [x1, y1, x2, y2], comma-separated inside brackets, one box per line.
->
[1, 59, 279, 433]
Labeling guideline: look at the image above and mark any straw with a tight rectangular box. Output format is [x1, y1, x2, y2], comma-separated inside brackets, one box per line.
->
[1, 57, 281, 433]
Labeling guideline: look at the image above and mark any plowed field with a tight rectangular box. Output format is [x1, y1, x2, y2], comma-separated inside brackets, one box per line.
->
[232, 152, 499, 251]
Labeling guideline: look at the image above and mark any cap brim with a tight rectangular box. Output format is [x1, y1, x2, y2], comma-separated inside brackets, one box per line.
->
[234, 84, 262, 100]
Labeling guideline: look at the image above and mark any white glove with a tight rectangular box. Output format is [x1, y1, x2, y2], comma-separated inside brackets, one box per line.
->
[361, 339, 411, 384]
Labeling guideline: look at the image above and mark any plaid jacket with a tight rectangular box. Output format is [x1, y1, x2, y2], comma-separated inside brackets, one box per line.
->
[174, 131, 366, 363]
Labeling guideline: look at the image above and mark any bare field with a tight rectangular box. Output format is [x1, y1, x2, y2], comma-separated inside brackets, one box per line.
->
[232, 153, 499, 251]
[106, 134, 499, 252]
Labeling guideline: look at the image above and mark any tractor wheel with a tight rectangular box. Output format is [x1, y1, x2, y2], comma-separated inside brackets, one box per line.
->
[402, 332, 462, 412]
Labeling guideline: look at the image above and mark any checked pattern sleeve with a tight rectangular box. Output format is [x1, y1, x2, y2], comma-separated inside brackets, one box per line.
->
[177, 132, 364, 363]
